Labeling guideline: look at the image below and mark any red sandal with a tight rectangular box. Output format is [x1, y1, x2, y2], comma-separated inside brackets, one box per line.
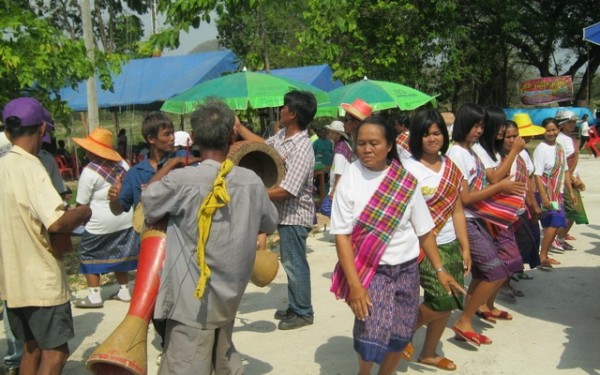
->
[451, 326, 480, 346]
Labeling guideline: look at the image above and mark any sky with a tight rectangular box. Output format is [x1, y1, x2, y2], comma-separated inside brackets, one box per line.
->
[142, 12, 219, 56]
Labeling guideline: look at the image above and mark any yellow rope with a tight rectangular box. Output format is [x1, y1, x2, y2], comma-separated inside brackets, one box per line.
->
[195, 159, 233, 299]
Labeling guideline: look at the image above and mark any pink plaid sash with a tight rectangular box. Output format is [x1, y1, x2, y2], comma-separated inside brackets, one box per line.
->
[468, 153, 523, 229]
[330, 160, 417, 300]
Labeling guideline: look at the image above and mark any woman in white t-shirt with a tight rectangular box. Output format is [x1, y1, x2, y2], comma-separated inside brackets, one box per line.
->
[473, 107, 526, 303]
[502, 120, 543, 272]
[403, 109, 470, 371]
[72, 129, 139, 308]
[533, 117, 575, 268]
[330, 116, 463, 375]
[447, 103, 525, 345]
[325, 120, 354, 197]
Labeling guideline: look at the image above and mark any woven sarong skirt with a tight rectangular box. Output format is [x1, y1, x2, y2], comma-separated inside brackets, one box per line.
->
[420, 240, 465, 311]
[353, 259, 418, 364]
[79, 227, 139, 274]
[466, 218, 510, 282]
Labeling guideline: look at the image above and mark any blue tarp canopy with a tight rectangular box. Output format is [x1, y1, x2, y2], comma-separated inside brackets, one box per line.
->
[268, 64, 343, 92]
[504, 107, 595, 127]
[583, 22, 600, 46]
[59, 50, 238, 111]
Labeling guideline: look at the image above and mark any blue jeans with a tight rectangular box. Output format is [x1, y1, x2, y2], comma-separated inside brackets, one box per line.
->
[278, 225, 313, 317]
[3, 304, 22, 368]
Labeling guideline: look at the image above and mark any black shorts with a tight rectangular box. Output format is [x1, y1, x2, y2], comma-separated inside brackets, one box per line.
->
[7, 302, 74, 349]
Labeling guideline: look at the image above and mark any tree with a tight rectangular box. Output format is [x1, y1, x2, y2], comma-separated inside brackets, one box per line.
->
[0, 1, 121, 125]
[216, 0, 309, 71]
[462, 0, 600, 105]
[31, 0, 149, 57]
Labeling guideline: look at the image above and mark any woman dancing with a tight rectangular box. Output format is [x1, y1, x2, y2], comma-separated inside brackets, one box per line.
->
[330, 116, 463, 375]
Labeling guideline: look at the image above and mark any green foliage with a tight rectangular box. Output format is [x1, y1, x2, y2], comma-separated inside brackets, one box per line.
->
[0, 1, 124, 127]
[216, 0, 310, 70]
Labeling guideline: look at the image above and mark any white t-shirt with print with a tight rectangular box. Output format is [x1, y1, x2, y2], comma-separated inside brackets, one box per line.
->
[402, 157, 456, 245]
[330, 160, 434, 265]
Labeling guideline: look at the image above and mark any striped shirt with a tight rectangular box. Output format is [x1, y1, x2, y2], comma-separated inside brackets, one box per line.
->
[267, 128, 315, 227]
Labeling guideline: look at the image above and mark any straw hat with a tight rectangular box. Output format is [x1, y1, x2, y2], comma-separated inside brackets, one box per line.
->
[250, 250, 279, 287]
[72, 128, 122, 162]
[341, 98, 372, 121]
[512, 113, 545, 137]
[325, 120, 349, 139]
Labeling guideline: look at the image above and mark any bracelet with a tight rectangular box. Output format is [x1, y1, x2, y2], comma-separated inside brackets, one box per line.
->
[435, 266, 446, 274]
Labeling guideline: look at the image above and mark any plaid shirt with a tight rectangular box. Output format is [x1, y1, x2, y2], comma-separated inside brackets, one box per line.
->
[267, 128, 315, 227]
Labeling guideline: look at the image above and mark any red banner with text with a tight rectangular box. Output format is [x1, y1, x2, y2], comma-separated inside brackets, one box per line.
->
[519, 76, 573, 105]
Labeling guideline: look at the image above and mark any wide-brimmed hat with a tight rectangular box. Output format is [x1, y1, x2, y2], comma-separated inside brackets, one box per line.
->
[325, 120, 348, 139]
[72, 128, 122, 162]
[174, 130, 192, 147]
[341, 98, 372, 121]
[512, 113, 546, 137]
[2, 97, 45, 127]
[555, 109, 578, 125]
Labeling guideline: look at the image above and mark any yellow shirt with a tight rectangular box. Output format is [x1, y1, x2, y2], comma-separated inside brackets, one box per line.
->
[0, 146, 69, 307]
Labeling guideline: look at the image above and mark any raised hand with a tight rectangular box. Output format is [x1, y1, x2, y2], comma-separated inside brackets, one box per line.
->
[108, 175, 122, 202]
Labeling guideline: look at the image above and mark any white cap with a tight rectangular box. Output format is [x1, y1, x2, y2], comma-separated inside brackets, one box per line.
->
[174, 131, 192, 147]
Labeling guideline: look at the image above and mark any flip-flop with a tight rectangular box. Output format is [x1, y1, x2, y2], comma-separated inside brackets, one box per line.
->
[477, 333, 493, 345]
[490, 310, 513, 320]
[401, 342, 413, 361]
[451, 326, 480, 346]
[538, 260, 554, 270]
[109, 292, 131, 303]
[475, 310, 497, 323]
[516, 272, 534, 280]
[418, 357, 457, 371]
[73, 296, 103, 308]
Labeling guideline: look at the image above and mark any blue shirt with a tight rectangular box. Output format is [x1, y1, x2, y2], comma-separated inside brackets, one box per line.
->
[119, 158, 157, 212]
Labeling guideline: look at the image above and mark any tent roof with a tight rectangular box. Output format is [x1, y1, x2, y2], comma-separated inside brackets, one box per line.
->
[584, 22, 600, 46]
[59, 50, 238, 111]
[268, 64, 343, 92]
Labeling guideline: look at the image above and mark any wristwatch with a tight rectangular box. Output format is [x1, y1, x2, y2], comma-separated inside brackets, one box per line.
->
[435, 266, 446, 274]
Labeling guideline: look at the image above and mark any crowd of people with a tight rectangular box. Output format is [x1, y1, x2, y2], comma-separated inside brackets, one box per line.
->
[0, 92, 594, 374]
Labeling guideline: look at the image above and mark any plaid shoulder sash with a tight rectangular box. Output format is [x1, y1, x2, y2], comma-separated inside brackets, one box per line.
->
[467, 152, 523, 229]
[334, 139, 354, 162]
[396, 132, 410, 152]
[330, 159, 417, 300]
[427, 158, 463, 236]
[541, 143, 565, 204]
[86, 159, 126, 185]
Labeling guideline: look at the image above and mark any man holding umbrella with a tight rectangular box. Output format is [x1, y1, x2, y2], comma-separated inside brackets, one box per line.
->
[235, 90, 317, 330]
